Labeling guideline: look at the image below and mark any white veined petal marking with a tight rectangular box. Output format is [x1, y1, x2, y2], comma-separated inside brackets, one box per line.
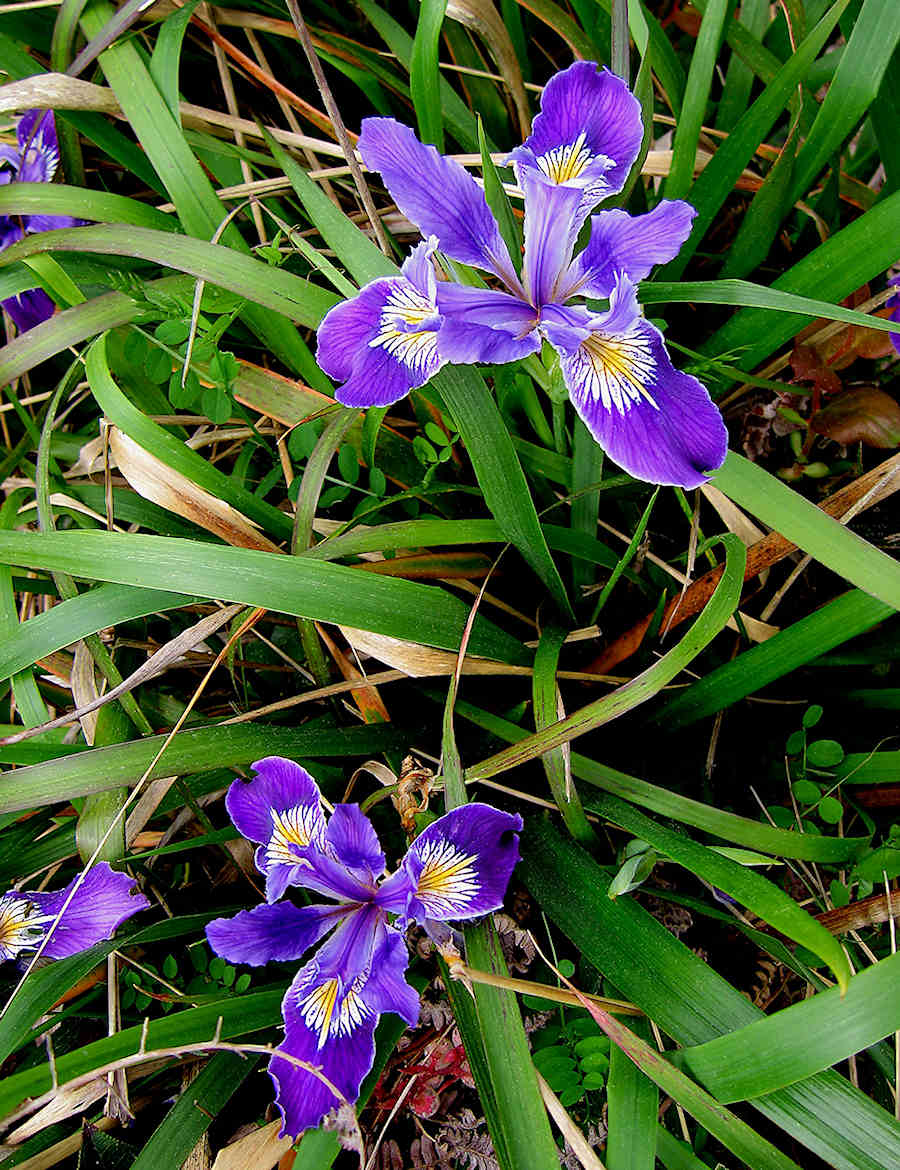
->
[536, 132, 610, 185]
[370, 281, 438, 375]
[300, 976, 371, 1049]
[265, 804, 321, 868]
[0, 895, 53, 962]
[577, 327, 658, 416]
[414, 838, 480, 916]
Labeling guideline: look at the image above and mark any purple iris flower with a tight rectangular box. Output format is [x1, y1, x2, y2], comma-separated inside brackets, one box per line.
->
[0, 109, 78, 333]
[205, 757, 522, 1137]
[316, 62, 727, 489]
[0, 861, 149, 964]
[886, 276, 900, 357]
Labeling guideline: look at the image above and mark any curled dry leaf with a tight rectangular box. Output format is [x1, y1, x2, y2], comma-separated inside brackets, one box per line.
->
[107, 426, 281, 551]
[810, 386, 900, 449]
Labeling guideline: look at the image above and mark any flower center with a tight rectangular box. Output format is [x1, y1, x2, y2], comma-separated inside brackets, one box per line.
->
[580, 330, 658, 415]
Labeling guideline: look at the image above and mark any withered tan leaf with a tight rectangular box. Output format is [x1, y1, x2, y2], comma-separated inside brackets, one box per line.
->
[0, 74, 120, 116]
[210, 1120, 292, 1170]
[107, 426, 281, 552]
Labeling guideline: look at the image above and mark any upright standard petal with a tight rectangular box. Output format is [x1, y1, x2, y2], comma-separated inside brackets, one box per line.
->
[560, 201, 697, 300]
[435, 282, 540, 365]
[325, 805, 386, 884]
[510, 62, 642, 216]
[269, 909, 414, 1136]
[24, 863, 148, 960]
[358, 118, 520, 289]
[378, 804, 523, 923]
[225, 758, 327, 903]
[3, 288, 55, 333]
[547, 279, 728, 488]
[206, 901, 344, 966]
[521, 171, 585, 306]
[15, 109, 59, 183]
[317, 241, 444, 408]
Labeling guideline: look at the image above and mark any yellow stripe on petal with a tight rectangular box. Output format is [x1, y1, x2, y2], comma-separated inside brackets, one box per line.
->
[370, 283, 439, 376]
[537, 133, 598, 184]
[265, 804, 320, 868]
[415, 839, 480, 916]
[0, 895, 52, 960]
[580, 328, 658, 416]
[301, 977, 339, 1048]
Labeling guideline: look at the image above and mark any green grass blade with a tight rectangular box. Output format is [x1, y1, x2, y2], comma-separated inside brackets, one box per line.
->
[0, 723, 406, 813]
[788, 0, 900, 206]
[131, 1052, 258, 1169]
[0, 531, 530, 668]
[590, 792, 851, 990]
[449, 695, 868, 862]
[520, 818, 900, 1170]
[411, 0, 447, 150]
[148, 0, 200, 123]
[606, 1016, 658, 1170]
[0, 225, 338, 327]
[586, 1006, 803, 1170]
[433, 364, 573, 617]
[659, 589, 893, 728]
[716, 0, 769, 130]
[664, 0, 730, 200]
[466, 533, 744, 776]
[683, 952, 900, 1102]
[713, 452, 900, 608]
[0, 182, 176, 231]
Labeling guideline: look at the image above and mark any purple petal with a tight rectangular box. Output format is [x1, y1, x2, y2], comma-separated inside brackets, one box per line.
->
[521, 170, 585, 306]
[364, 920, 419, 1027]
[401, 236, 439, 299]
[226, 758, 328, 903]
[511, 63, 643, 212]
[561, 201, 697, 300]
[359, 117, 520, 289]
[325, 805, 385, 883]
[205, 901, 343, 966]
[16, 110, 59, 183]
[317, 269, 444, 407]
[379, 804, 523, 923]
[26, 863, 148, 960]
[435, 282, 540, 364]
[550, 279, 728, 488]
[271, 960, 378, 1137]
[26, 214, 80, 235]
[3, 288, 55, 333]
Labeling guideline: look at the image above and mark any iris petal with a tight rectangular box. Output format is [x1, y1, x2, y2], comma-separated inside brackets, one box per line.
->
[548, 279, 728, 488]
[22, 862, 148, 960]
[379, 804, 522, 923]
[561, 200, 697, 300]
[435, 283, 540, 365]
[359, 117, 520, 290]
[206, 902, 342, 966]
[15, 110, 59, 184]
[3, 288, 55, 333]
[521, 170, 584, 306]
[511, 62, 643, 217]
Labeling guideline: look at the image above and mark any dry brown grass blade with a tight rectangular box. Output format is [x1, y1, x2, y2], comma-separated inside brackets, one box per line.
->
[535, 1070, 608, 1170]
[107, 426, 281, 553]
[0, 74, 119, 114]
[590, 451, 900, 672]
[211, 1120, 292, 1170]
[446, 0, 531, 138]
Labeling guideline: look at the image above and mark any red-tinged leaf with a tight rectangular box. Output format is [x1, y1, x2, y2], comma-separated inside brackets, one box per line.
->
[810, 387, 900, 448]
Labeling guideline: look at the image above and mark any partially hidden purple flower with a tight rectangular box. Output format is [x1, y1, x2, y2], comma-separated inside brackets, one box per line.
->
[886, 276, 900, 357]
[0, 861, 149, 964]
[205, 757, 522, 1137]
[0, 109, 78, 332]
[316, 61, 727, 489]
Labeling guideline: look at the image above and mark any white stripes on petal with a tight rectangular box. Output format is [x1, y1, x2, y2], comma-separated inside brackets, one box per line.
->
[536, 132, 612, 186]
[299, 975, 372, 1049]
[370, 282, 439, 376]
[414, 839, 480, 917]
[265, 804, 322, 868]
[573, 325, 659, 416]
[0, 895, 53, 962]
